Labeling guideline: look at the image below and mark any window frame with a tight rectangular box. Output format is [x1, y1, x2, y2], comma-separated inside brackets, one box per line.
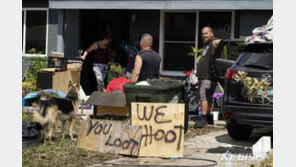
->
[159, 10, 235, 77]
[22, 8, 49, 57]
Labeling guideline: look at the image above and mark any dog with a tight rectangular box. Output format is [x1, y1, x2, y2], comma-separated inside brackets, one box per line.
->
[33, 81, 80, 141]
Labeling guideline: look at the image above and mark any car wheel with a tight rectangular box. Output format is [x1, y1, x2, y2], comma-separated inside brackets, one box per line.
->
[226, 123, 253, 140]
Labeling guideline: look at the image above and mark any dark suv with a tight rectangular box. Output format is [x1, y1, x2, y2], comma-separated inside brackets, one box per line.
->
[212, 40, 273, 140]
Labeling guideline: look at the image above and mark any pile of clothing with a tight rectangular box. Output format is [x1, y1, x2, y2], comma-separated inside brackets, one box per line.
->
[245, 16, 273, 44]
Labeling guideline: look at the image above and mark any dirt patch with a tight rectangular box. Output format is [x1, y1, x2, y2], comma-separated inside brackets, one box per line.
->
[184, 124, 226, 140]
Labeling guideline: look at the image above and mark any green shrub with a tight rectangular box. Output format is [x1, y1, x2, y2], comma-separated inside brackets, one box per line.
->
[22, 49, 48, 95]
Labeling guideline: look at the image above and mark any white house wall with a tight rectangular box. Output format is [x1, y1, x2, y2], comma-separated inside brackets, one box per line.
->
[49, 0, 272, 10]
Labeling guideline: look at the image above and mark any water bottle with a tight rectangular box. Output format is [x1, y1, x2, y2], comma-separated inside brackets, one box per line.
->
[198, 106, 202, 118]
[198, 110, 202, 118]
[225, 150, 232, 167]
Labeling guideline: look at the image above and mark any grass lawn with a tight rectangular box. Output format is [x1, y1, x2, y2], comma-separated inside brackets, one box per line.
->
[22, 112, 225, 167]
[22, 113, 120, 167]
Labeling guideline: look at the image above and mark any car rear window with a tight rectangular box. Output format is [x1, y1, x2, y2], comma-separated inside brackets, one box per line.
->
[237, 44, 273, 70]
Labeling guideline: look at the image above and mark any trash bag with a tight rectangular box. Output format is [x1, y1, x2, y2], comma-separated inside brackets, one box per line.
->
[245, 15, 273, 44]
[80, 53, 97, 95]
[185, 70, 200, 114]
[22, 120, 43, 147]
[188, 90, 200, 113]
[106, 77, 131, 93]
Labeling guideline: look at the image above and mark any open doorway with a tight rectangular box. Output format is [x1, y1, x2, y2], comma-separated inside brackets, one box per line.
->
[79, 10, 160, 94]
[80, 10, 130, 67]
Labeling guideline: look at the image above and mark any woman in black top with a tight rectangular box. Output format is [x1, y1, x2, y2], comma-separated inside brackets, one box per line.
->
[81, 34, 112, 92]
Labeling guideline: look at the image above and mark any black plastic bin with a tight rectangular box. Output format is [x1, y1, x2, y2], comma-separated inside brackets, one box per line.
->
[123, 79, 188, 132]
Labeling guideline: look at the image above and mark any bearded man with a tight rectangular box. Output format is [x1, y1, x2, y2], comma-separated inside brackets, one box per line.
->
[195, 27, 221, 128]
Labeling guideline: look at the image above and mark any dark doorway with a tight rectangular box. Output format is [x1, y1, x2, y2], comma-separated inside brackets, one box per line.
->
[80, 10, 130, 67]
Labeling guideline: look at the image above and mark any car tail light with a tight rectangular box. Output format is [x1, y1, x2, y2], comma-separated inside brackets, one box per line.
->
[224, 113, 232, 118]
[226, 68, 238, 79]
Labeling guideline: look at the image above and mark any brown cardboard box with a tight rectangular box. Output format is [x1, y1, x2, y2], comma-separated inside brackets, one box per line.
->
[67, 64, 82, 71]
[51, 52, 64, 58]
[37, 70, 80, 94]
[52, 70, 80, 94]
[95, 106, 129, 117]
[85, 91, 128, 117]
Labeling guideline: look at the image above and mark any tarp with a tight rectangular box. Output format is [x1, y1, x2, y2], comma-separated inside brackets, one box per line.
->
[85, 91, 126, 107]
[24, 89, 66, 99]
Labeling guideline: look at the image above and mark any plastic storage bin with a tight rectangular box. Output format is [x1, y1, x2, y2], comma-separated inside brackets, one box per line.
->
[123, 79, 185, 107]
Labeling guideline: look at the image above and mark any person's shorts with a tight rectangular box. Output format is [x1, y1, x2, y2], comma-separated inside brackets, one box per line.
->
[198, 79, 217, 101]
[93, 63, 109, 88]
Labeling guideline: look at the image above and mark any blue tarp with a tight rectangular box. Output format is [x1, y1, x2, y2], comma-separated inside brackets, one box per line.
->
[24, 89, 66, 99]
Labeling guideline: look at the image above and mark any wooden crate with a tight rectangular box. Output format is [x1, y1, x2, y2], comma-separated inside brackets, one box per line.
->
[95, 105, 129, 117]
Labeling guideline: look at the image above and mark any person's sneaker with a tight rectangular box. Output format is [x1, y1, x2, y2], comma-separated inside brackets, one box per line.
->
[194, 115, 208, 128]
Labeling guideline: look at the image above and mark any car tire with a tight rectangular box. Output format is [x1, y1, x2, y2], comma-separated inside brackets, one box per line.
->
[226, 123, 253, 140]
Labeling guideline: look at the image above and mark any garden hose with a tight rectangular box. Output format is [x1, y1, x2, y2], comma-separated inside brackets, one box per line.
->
[74, 145, 218, 167]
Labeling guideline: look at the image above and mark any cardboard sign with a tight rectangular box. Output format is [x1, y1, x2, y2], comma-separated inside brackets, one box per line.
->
[77, 120, 142, 156]
[131, 102, 185, 157]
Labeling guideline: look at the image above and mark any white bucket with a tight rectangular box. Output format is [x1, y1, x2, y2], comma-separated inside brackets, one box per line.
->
[213, 111, 219, 121]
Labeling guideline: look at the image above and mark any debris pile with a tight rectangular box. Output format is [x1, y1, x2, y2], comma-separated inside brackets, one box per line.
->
[245, 16, 273, 44]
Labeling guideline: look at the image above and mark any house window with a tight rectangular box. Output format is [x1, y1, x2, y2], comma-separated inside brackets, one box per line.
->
[160, 11, 234, 76]
[198, 12, 232, 48]
[163, 13, 196, 72]
[22, 9, 48, 56]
